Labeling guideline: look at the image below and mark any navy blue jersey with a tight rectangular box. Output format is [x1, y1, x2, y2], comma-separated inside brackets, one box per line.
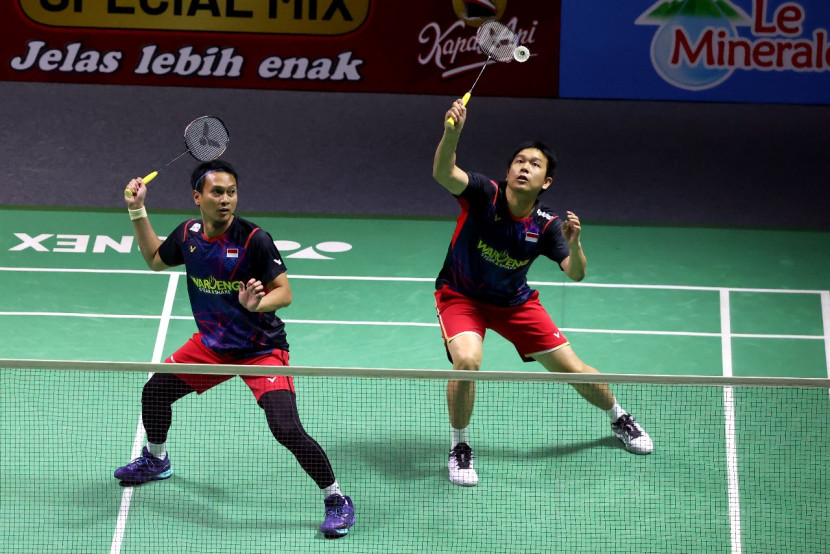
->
[158, 216, 289, 356]
[436, 171, 571, 306]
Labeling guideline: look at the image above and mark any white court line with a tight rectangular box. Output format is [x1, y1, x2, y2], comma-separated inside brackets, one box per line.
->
[0, 312, 826, 341]
[110, 272, 179, 554]
[720, 290, 742, 554]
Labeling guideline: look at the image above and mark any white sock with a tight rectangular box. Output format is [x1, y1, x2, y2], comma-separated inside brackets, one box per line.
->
[147, 442, 167, 460]
[606, 401, 627, 422]
[324, 481, 342, 499]
[451, 426, 469, 449]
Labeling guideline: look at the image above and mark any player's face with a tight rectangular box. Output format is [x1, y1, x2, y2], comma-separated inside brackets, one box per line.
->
[195, 171, 238, 225]
[506, 148, 552, 195]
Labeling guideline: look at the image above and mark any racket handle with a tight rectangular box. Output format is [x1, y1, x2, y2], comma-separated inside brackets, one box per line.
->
[124, 171, 158, 199]
[446, 92, 472, 128]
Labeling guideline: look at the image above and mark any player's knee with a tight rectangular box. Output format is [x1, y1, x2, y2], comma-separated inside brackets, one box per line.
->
[142, 372, 191, 406]
[451, 351, 481, 371]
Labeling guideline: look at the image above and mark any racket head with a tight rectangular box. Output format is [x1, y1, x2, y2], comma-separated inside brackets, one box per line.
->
[476, 20, 518, 63]
[183, 115, 230, 162]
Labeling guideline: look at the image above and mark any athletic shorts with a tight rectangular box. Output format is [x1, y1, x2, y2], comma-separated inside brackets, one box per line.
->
[165, 333, 295, 401]
[434, 285, 569, 362]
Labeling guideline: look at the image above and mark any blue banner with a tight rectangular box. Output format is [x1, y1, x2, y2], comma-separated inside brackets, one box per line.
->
[560, 0, 830, 104]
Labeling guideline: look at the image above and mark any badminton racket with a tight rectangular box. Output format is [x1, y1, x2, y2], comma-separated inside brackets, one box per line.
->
[124, 115, 230, 199]
[447, 21, 530, 127]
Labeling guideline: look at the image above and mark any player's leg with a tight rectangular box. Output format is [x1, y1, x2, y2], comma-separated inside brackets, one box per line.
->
[445, 333, 482, 486]
[436, 287, 487, 486]
[533, 348, 653, 455]
[241, 353, 354, 538]
[533, 346, 615, 409]
[114, 373, 194, 484]
[493, 293, 653, 455]
[114, 333, 231, 484]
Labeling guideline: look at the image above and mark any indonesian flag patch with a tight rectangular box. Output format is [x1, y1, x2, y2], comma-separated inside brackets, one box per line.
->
[226, 248, 239, 258]
[525, 231, 539, 243]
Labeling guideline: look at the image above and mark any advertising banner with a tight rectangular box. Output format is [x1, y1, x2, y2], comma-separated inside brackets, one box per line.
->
[560, 0, 830, 104]
[0, 0, 560, 98]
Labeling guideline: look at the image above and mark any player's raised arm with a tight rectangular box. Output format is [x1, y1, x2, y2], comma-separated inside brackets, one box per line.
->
[124, 177, 171, 271]
[433, 99, 470, 196]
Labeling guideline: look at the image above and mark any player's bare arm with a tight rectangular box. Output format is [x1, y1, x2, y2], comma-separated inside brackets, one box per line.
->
[433, 99, 470, 195]
[124, 177, 171, 272]
[239, 273, 292, 313]
[560, 210, 587, 282]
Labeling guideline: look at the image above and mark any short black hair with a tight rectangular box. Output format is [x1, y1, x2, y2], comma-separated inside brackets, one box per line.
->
[190, 159, 239, 192]
[508, 141, 557, 179]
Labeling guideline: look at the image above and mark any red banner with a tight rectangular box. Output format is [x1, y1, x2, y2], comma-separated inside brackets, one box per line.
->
[0, 0, 560, 97]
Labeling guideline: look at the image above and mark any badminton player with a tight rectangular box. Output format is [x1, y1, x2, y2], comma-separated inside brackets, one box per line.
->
[434, 99, 653, 487]
[115, 160, 355, 538]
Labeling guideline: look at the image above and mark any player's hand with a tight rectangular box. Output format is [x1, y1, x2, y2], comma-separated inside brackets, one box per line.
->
[561, 211, 582, 247]
[124, 178, 147, 209]
[239, 278, 266, 312]
[444, 98, 467, 132]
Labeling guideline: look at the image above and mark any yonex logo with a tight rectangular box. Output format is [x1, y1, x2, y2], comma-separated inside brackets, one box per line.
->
[8, 233, 353, 261]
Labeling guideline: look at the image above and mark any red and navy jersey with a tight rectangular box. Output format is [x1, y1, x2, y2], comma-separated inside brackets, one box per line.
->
[158, 216, 289, 356]
[436, 171, 571, 306]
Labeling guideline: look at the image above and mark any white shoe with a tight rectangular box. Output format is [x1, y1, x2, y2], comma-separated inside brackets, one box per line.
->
[448, 442, 478, 486]
[611, 414, 654, 455]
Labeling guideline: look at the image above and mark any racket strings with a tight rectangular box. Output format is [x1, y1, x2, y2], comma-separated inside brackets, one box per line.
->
[184, 117, 230, 162]
[475, 20, 518, 63]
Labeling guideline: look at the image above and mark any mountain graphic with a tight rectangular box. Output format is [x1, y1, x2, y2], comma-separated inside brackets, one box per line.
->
[637, 0, 751, 23]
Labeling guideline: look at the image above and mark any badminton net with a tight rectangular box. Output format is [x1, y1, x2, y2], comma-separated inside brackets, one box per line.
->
[0, 359, 828, 553]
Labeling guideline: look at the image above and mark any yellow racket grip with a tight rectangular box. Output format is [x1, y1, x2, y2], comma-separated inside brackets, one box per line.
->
[446, 92, 472, 128]
[124, 171, 158, 199]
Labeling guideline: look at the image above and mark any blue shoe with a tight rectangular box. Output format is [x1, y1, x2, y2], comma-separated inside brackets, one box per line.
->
[319, 494, 355, 538]
[114, 446, 173, 484]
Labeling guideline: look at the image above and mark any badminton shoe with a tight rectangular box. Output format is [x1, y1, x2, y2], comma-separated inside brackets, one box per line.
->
[611, 414, 654, 455]
[320, 494, 355, 538]
[448, 442, 478, 486]
[114, 446, 173, 484]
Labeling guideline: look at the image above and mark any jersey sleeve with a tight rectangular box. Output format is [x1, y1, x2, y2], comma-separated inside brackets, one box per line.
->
[156, 221, 187, 267]
[248, 229, 288, 284]
[541, 217, 571, 266]
[458, 171, 499, 209]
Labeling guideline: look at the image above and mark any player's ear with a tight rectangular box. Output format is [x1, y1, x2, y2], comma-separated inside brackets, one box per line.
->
[193, 189, 200, 205]
[542, 177, 553, 190]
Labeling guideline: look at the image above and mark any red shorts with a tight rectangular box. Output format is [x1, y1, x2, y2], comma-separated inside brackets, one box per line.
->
[165, 333, 294, 401]
[434, 285, 569, 362]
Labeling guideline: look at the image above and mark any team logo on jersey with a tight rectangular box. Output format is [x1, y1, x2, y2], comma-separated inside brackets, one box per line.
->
[477, 239, 531, 270]
[226, 248, 239, 258]
[189, 222, 202, 233]
[189, 275, 241, 295]
[190, 246, 196, 253]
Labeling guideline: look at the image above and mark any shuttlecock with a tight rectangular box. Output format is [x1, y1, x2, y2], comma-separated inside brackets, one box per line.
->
[513, 45, 530, 63]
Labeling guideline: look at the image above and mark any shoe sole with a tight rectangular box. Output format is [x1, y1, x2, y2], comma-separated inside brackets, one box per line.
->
[613, 434, 653, 455]
[322, 521, 354, 539]
[449, 474, 478, 486]
[117, 469, 173, 486]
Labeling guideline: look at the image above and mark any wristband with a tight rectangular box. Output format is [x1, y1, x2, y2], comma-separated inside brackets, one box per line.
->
[128, 207, 147, 221]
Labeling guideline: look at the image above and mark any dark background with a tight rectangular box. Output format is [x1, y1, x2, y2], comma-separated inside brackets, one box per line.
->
[1, 81, 828, 230]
